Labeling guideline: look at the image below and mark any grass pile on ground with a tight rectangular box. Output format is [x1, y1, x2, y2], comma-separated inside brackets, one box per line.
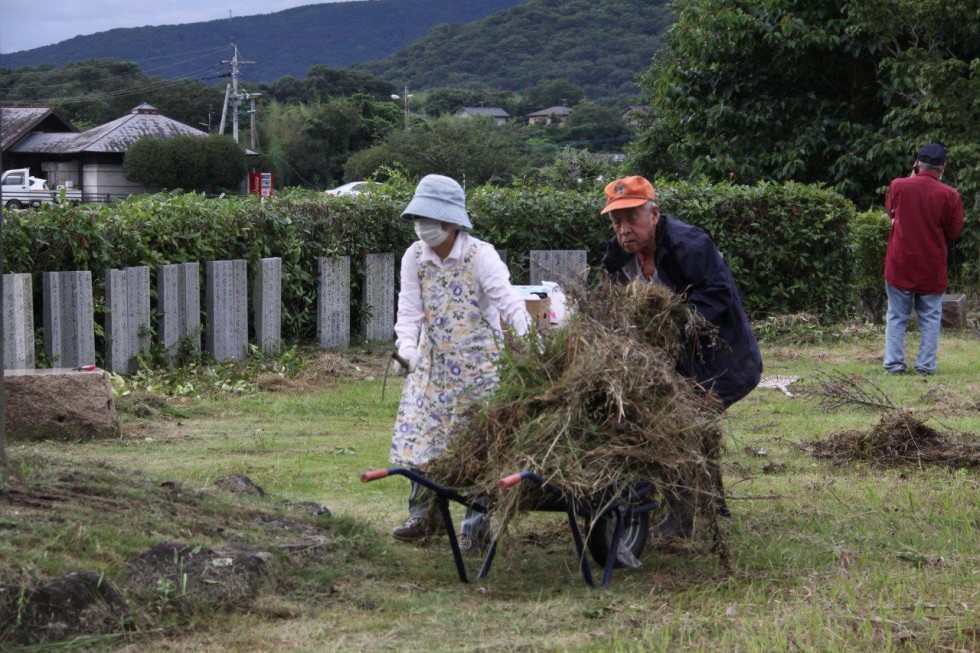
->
[803, 372, 980, 467]
[806, 411, 980, 467]
[430, 281, 726, 538]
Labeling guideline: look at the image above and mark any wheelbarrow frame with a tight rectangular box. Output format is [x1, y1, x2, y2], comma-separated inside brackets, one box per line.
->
[360, 467, 660, 588]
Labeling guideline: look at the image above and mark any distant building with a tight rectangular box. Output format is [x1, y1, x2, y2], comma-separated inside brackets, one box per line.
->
[456, 106, 510, 126]
[620, 105, 650, 126]
[527, 105, 571, 127]
[1, 103, 212, 200]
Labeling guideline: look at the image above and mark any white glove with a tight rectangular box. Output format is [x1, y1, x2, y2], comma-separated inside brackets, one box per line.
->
[388, 357, 408, 377]
[397, 346, 419, 373]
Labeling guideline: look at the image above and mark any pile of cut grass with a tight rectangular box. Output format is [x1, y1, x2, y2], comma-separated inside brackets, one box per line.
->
[802, 372, 980, 468]
[806, 410, 980, 467]
[430, 281, 727, 542]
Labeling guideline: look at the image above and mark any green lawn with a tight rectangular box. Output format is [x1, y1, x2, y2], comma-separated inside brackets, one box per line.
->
[3, 332, 978, 652]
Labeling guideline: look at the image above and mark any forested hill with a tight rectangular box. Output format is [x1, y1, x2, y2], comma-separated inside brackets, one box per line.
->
[357, 0, 674, 103]
[0, 0, 524, 83]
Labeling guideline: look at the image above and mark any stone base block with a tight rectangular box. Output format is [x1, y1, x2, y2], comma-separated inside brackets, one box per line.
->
[4, 368, 119, 440]
[941, 294, 966, 328]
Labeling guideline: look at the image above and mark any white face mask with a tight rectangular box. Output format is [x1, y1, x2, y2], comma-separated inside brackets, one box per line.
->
[414, 218, 450, 247]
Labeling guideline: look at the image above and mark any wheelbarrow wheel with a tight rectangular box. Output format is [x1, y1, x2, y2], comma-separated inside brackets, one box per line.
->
[586, 508, 649, 568]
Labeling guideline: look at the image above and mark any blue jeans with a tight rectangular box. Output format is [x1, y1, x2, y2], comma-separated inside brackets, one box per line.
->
[884, 283, 944, 374]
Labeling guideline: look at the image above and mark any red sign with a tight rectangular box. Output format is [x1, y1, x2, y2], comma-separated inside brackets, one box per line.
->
[249, 172, 274, 197]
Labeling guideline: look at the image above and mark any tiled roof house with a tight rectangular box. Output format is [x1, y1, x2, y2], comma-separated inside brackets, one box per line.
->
[527, 105, 571, 127]
[2, 103, 209, 200]
[456, 106, 511, 126]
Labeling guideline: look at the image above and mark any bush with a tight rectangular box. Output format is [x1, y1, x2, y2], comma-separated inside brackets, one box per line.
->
[658, 181, 855, 320]
[850, 210, 891, 321]
[123, 135, 247, 192]
[2, 179, 858, 349]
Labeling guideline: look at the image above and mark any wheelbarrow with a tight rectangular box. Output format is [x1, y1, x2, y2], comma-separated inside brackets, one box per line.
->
[360, 467, 660, 588]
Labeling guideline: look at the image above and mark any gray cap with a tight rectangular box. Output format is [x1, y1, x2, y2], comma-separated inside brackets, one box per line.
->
[401, 174, 472, 229]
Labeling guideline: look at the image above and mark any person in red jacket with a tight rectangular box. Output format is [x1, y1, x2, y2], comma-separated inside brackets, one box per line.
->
[883, 143, 964, 375]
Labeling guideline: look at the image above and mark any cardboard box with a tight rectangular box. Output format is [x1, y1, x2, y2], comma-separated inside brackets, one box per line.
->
[524, 296, 551, 332]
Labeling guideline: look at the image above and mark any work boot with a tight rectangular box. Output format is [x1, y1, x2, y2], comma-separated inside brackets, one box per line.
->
[651, 511, 693, 539]
[392, 516, 431, 542]
[457, 527, 491, 554]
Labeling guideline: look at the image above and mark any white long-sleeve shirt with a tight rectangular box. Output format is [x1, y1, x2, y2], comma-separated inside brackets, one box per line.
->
[394, 231, 531, 354]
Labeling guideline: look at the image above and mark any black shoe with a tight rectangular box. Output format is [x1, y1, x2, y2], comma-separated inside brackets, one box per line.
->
[651, 512, 693, 539]
[885, 366, 907, 375]
[392, 517, 431, 542]
[915, 368, 934, 376]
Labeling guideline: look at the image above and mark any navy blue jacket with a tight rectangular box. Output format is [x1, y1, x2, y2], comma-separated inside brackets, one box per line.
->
[602, 214, 762, 407]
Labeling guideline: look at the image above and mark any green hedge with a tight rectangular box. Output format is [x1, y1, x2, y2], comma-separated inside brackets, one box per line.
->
[2, 180, 860, 344]
[473, 180, 856, 320]
[849, 210, 891, 322]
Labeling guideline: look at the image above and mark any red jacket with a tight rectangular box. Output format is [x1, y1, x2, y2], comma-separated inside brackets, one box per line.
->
[884, 170, 964, 294]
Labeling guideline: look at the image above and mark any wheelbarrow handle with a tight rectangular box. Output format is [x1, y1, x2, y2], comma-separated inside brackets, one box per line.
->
[498, 473, 524, 489]
[360, 469, 391, 483]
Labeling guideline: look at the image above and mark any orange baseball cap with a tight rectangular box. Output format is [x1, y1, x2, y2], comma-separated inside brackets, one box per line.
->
[601, 176, 657, 214]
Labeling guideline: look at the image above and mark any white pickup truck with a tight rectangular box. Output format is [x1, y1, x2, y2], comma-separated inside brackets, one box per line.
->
[1, 168, 82, 209]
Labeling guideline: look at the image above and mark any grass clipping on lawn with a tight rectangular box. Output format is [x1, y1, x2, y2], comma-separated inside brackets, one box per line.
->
[429, 281, 726, 541]
[807, 410, 980, 468]
[803, 373, 980, 468]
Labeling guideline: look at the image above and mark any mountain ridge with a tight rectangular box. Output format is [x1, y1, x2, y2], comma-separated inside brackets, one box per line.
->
[0, 0, 524, 83]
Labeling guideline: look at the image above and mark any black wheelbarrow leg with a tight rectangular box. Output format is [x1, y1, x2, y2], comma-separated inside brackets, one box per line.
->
[436, 494, 468, 583]
[566, 501, 596, 588]
[477, 513, 509, 580]
[600, 508, 626, 588]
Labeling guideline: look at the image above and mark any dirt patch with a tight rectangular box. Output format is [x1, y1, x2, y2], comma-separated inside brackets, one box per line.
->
[214, 473, 267, 495]
[0, 456, 354, 646]
[257, 351, 391, 393]
[126, 542, 276, 610]
[0, 571, 125, 644]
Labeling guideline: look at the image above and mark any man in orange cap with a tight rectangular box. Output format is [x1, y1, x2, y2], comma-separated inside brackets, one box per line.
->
[600, 175, 762, 538]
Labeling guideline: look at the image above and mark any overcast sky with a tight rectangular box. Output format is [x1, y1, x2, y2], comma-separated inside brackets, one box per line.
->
[0, 1, 355, 54]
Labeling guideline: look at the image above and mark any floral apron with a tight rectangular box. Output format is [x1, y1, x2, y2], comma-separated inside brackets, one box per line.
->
[390, 242, 500, 467]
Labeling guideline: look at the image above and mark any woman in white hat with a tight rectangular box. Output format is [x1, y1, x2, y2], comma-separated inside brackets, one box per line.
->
[389, 174, 532, 552]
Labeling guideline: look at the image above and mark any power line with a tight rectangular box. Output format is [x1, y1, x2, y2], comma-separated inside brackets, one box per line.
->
[2, 50, 226, 94]
[2, 67, 218, 106]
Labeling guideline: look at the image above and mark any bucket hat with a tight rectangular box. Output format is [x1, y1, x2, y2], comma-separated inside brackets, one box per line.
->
[401, 174, 472, 229]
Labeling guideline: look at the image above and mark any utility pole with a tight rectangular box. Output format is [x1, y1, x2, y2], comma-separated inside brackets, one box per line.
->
[391, 84, 413, 130]
[0, 107, 6, 471]
[246, 92, 261, 151]
[218, 84, 230, 135]
[219, 44, 254, 144]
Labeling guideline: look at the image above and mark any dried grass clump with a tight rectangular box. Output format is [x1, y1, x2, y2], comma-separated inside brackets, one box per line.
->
[803, 372, 980, 468]
[807, 410, 980, 468]
[429, 281, 726, 536]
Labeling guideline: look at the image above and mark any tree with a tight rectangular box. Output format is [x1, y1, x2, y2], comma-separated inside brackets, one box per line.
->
[522, 79, 585, 111]
[422, 87, 518, 117]
[259, 95, 400, 187]
[560, 101, 629, 152]
[303, 65, 395, 102]
[123, 135, 246, 191]
[201, 136, 249, 191]
[344, 115, 532, 185]
[1, 59, 223, 130]
[631, 0, 979, 210]
[123, 139, 172, 187]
